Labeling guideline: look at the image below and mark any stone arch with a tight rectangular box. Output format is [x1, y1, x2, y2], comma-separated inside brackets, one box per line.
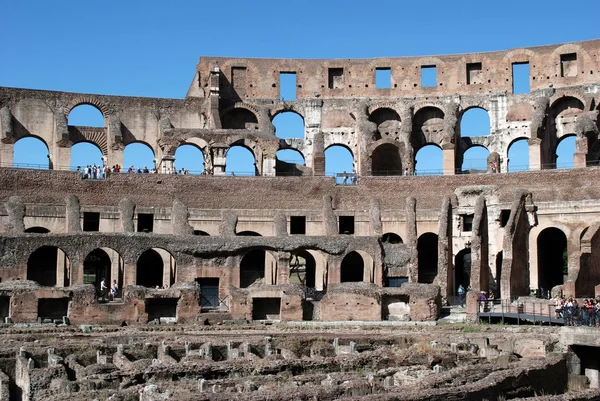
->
[340, 251, 364, 283]
[381, 232, 403, 244]
[502, 48, 537, 64]
[67, 103, 106, 128]
[174, 142, 206, 174]
[461, 144, 490, 173]
[537, 227, 567, 295]
[27, 246, 70, 287]
[226, 140, 260, 176]
[124, 141, 156, 170]
[272, 110, 305, 140]
[412, 106, 445, 148]
[507, 137, 530, 172]
[368, 107, 401, 137]
[221, 106, 259, 130]
[83, 248, 117, 290]
[70, 141, 105, 169]
[13, 135, 50, 169]
[136, 248, 175, 288]
[324, 143, 355, 178]
[64, 97, 110, 120]
[239, 249, 277, 288]
[455, 248, 472, 290]
[417, 233, 438, 283]
[289, 250, 316, 288]
[459, 106, 491, 137]
[414, 143, 443, 175]
[371, 142, 403, 176]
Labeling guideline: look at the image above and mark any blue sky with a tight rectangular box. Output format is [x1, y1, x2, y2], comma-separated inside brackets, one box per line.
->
[3, 0, 596, 175]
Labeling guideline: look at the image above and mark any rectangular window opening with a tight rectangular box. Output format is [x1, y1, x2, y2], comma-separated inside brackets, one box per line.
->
[462, 214, 474, 232]
[252, 298, 281, 321]
[197, 278, 220, 309]
[376, 67, 391, 89]
[385, 277, 408, 287]
[137, 213, 154, 233]
[500, 209, 511, 227]
[421, 65, 437, 87]
[466, 62, 482, 85]
[560, 53, 577, 77]
[512, 62, 530, 94]
[339, 216, 355, 235]
[290, 216, 306, 235]
[328, 68, 344, 89]
[83, 212, 100, 232]
[279, 72, 296, 101]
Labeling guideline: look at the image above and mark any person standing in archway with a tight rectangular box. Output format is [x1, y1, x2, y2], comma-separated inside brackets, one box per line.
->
[458, 284, 465, 307]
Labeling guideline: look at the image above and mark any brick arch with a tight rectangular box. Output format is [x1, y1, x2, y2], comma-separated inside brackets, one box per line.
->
[69, 132, 108, 155]
[269, 103, 306, 120]
[549, 93, 587, 111]
[221, 103, 260, 129]
[64, 97, 110, 120]
[368, 102, 402, 117]
[502, 48, 537, 64]
[226, 137, 262, 168]
[413, 102, 445, 116]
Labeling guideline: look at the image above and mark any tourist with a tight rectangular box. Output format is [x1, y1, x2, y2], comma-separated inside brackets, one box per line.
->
[457, 284, 465, 307]
[403, 168, 409, 176]
[342, 171, 348, 184]
[100, 278, 108, 301]
[109, 280, 119, 301]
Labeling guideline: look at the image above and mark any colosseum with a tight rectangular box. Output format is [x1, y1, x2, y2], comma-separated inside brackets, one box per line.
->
[0, 39, 600, 400]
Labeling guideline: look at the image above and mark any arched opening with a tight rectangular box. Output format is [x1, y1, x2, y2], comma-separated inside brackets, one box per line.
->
[240, 250, 266, 288]
[289, 250, 316, 288]
[193, 230, 210, 236]
[324, 145, 354, 184]
[412, 107, 445, 147]
[273, 112, 304, 139]
[222, 108, 259, 130]
[381, 232, 403, 244]
[67, 104, 104, 127]
[13, 136, 49, 169]
[137, 248, 174, 288]
[460, 107, 490, 137]
[414, 144, 442, 176]
[507, 138, 530, 172]
[556, 135, 576, 169]
[369, 108, 401, 137]
[124, 142, 155, 172]
[340, 251, 364, 283]
[417, 233, 438, 283]
[83, 248, 111, 289]
[461, 146, 490, 173]
[495, 251, 503, 298]
[24, 227, 50, 234]
[226, 145, 256, 176]
[454, 248, 472, 290]
[27, 246, 69, 287]
[71, 142, 104, 172]
[371, 143, 402, 176]
[174, 144, 205, 174]
[537, 228, 567, 294]
[236, 231, 261, 236]
[276, 149, 305, 176]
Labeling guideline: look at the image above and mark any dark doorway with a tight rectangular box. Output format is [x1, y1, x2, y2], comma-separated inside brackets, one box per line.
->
[339, 216, 355, 235]
[455, 249, 472, 290]
[27, 246, 68, 287]
[290, 216, 306, 235]
[137, 249, 164, 288]
[289, 251, 316, 288]
[240, 250, 266, 288]
[418, 233, 438, 283]
[137, 213, 154, 233]
[372, 144, 402, 175]
[38, 298, 69, 321]
[340, 251, 364, 283]
[0, 296, 9, 318]
[252, 298, 281, 320]
[537, 228, 568, 293]
[197, 278, 220, 309]
[495, 251, 503, 297]
[83, 249, 111, 289]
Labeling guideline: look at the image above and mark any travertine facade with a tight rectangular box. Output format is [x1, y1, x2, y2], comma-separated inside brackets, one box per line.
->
[0, 39, 600, 324]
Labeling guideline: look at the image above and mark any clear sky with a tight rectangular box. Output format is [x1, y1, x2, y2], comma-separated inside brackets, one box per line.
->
[2, 0, 597, 176]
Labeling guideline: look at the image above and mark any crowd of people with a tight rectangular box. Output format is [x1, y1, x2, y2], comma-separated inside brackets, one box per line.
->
[78, 164, 213, 179]
[554, 296, 600, 326]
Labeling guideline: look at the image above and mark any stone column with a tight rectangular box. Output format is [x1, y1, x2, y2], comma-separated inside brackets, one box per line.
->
[212, 147, 227, 175]
[160, 155, 175, 174]
[528, 138, 542, 171]
[442, 144, 456, 175]
[574, 137, 588, 169]
[0, 105, 14, 166]
[277, 252, 290, 285]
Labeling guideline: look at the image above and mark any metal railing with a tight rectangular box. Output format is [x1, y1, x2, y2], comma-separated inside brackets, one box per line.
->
[200, 295, 230, 312]
[477, 299, 562, 325]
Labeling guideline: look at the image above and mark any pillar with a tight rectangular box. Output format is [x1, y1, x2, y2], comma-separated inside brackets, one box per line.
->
[212, 147, 227, 175]
[574, 137, 588, 169]
[262, 157, 276, 176]
[528, 138, 542, 171]
[442, 144, 455, 175]
[161, 155, 175, 174]
[277, 252, 290, 285]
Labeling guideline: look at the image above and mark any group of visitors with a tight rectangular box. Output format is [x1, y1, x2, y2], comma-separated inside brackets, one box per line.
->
[555, 296, 600, 326]
[78, 163, 215, 178]
[341, 169, 358, 184]
[99, 278, 119, 302]
[77, 164, 104, 179]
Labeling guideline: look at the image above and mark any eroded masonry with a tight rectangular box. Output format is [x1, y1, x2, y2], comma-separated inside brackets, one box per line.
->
[0, 39, 599, 326]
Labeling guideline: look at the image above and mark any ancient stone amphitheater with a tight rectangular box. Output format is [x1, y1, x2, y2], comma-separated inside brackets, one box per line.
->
[0, 39, 600, 399]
